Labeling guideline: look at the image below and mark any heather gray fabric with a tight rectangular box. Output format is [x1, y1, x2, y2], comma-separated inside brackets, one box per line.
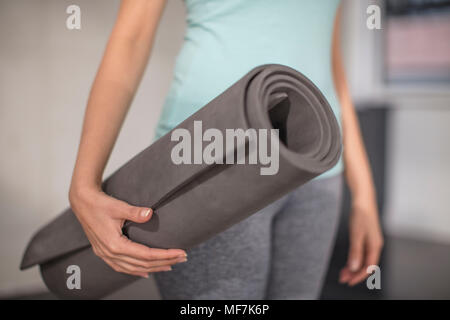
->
[155, 173, 343, 300]
[20, 64, 341, 299]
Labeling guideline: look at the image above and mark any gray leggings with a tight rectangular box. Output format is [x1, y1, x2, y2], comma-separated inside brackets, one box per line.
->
[154, 173, 343, 299]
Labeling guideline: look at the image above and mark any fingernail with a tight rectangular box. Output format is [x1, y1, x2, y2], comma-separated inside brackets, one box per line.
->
[164, 267, 172, 272]
[142, 274, 149, 279]
[141, 209, 151, 218]
[350, 260, 360, 272]
[178, 257, 188, 263]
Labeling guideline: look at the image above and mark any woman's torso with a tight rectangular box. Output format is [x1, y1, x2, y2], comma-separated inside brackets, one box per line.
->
[155, 0, 343, 178]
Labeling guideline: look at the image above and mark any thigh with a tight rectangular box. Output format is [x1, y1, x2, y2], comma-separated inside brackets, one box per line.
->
[266, 174, 344, 299]
[155, 197, 287, 300]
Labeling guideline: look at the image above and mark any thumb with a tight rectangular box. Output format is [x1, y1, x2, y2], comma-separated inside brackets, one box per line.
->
[121, 205, 153, 224]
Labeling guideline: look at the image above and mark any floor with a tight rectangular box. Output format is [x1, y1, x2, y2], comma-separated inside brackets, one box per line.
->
[384, 236, 450, 299]
[7, 235, 450, 300]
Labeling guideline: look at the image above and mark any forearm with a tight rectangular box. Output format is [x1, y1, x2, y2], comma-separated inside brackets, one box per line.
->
[340, 88, 376, 204]
[332, 5, 376, 206]
[70, 0, 166, 196]
[71, 45, 146, 191]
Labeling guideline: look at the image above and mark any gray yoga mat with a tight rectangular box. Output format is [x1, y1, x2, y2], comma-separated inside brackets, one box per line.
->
[20, 64, 341, 299]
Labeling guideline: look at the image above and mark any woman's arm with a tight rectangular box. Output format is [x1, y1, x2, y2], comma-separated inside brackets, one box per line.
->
[71, 0, 165, 191]
[69, 0, 187, 278]
[332, 5, 384, 286]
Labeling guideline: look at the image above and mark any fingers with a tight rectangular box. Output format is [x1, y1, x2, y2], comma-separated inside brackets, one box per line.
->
[347, 228, 364, 273]
[366, 237, 383, 268]
[103, 256, 173, 278]
[93, 242, 187, 277]
[90, 231, 187, 277]
[339, 267, 353, 284]
[339, 227, 364, 284]
[114, 252, 188, 269]
[109, 257, 174, 275]
[346, 236, 383, 286]
[347, 269, 369, 286]
[115, 235, 187, 261]
[340, 234, 384, 286]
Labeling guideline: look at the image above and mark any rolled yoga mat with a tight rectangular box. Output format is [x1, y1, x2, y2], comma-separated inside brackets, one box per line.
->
[20, 64, 342, 299]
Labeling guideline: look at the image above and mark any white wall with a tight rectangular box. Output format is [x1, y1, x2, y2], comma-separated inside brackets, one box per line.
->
[385, 104, 450, 243]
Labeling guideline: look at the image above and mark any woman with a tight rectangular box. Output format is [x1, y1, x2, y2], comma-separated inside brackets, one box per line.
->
[69, 0, 383, 299]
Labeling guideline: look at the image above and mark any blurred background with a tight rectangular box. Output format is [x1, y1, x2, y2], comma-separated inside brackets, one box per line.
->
[0, 0, 449, 299]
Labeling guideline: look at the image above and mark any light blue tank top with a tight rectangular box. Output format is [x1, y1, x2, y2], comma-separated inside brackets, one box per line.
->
[155, 0, 343, 179]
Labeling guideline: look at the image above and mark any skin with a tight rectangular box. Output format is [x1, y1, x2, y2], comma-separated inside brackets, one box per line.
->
[69, 0, 383, 285]
[333, 5, 384, 286]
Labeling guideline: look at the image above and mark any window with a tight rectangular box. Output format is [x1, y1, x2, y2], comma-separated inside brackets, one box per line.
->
[385, 0, 450, 83]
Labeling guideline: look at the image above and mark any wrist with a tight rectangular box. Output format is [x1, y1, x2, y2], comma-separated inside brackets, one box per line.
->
[69, 180, 102, 207]
[351, 188, 378, 214]
[348, 174, 376, 206]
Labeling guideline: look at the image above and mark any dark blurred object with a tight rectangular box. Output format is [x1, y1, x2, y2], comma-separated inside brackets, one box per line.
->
[321, 104, 388, 300]
[386, 0, 450, 15]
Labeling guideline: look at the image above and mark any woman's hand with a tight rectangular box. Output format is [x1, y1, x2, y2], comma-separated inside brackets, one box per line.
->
[339, 197, 384, 286]
[69, 186, 187, 278]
